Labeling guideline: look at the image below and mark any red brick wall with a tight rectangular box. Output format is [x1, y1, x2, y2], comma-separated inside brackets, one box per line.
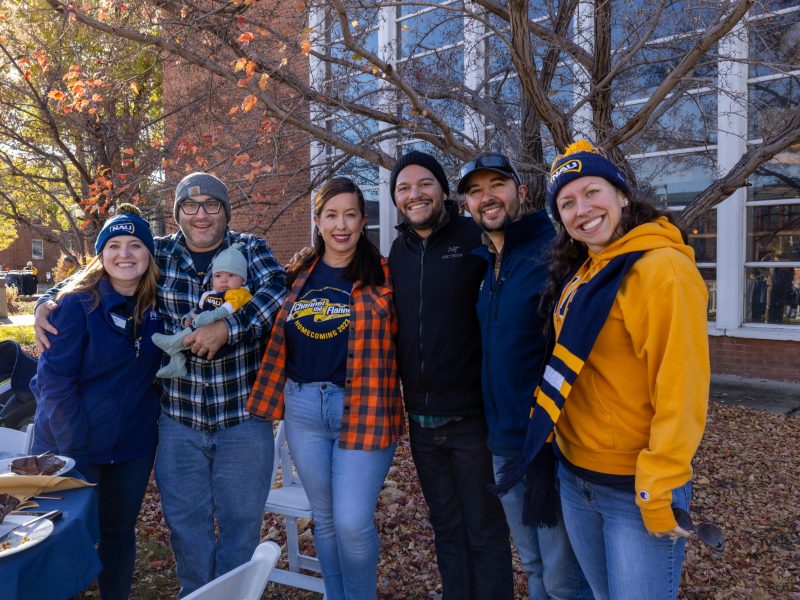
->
[709, 335, 800, 383]
[160, 0, 312, 266]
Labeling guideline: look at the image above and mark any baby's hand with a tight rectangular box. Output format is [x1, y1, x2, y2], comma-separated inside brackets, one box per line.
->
[182, 311, 197, 328]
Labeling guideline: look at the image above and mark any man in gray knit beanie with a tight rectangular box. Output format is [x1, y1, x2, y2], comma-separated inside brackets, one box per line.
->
[174, 172, 231, 222]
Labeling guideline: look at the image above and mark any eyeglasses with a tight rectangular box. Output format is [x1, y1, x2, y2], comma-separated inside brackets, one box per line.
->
[180, 200, 223, 215]
[459, 153, 521, 183]
[672, 506, 725, 552]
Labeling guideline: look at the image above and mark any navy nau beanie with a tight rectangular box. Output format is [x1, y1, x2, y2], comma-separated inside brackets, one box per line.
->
[546, 140, 631, 221]
[389, 150, 450, 205]
[174, 172, 231, 222]
[95, 204, 155, 256]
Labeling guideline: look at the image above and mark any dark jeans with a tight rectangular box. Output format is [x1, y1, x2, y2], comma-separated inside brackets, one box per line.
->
[409, 415, 514, 600]
[83, 452, 155, 600]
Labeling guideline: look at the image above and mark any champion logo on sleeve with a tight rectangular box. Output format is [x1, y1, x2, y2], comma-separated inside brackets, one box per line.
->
[639, 490, 650, 501]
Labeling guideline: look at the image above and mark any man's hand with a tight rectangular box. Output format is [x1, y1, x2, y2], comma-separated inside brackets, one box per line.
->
[183, 320, 229, 360]
[34, 300, 59, 351]
[286, 246, 314, 271]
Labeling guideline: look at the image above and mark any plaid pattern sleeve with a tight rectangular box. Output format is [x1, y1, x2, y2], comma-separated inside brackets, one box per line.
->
[155, 231, 287, 431]
[247, 258, 404, 450]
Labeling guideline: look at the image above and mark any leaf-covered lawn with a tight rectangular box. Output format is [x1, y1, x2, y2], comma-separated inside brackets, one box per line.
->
[79, 403, 800, 599]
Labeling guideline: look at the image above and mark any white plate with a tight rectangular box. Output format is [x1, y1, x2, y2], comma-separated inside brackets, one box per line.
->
[0, 455, 76, 477]
[0, 514, 54, 558]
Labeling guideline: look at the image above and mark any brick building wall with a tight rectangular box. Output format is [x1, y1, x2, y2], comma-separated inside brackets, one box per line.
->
[160, 0, 312, 266]
[709, 335, 800, 384]
[0, 223, 65, 279]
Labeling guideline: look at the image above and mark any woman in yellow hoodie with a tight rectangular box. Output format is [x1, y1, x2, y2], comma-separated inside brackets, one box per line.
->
[538, 140, 710, 600]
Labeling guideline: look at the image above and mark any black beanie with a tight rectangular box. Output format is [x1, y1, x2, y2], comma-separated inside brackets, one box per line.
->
[389, 151, 450, 205]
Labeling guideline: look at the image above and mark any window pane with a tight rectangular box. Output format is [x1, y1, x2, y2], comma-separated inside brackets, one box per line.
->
[745, 266, 800, 325]
[748, 12, 800, 78]
[672, 209, 717, 263]
[399, 4, 463, 58]
[616, 93, 716, 153]
[747, 148, 800, 201]
[31, 239, 44, 260]
[630, 152, 716, 208]
[747, 204, 800, 262]
[749, 78, 800, 141]
[699, 267, 717, 321]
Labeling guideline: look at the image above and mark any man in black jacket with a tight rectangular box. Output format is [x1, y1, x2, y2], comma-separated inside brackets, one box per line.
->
[388, 151, 514, 600]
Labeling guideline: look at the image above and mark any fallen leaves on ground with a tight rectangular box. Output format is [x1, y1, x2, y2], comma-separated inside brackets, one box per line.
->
[85, 403, 798, 599]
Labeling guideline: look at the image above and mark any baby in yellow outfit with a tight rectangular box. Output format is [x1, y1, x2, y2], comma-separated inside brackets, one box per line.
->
[152, 243, 252, 378]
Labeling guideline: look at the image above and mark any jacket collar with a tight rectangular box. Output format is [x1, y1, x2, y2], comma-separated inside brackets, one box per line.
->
[477, 210, 552, 256]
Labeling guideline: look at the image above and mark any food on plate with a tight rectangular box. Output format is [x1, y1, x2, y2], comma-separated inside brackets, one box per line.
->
[0, 493, 20, 524]
[9, 454, 66, 476]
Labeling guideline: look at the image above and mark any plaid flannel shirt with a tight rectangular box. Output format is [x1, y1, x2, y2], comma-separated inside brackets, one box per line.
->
[247, 258, 404, 450]
[156, 230, 286, 430]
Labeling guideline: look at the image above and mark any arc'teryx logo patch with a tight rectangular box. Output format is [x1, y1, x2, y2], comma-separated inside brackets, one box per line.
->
[442, 245, 463, 260]
[109, 222, 135, 234]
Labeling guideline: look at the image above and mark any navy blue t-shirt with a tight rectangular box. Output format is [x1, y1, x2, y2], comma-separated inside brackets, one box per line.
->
[285, 262, 352, 386]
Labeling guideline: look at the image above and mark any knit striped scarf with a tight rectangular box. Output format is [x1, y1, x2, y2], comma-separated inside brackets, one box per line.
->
[492, 250, 644, 527]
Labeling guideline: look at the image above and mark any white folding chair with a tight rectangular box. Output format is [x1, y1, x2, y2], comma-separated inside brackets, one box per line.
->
[0, 425, 27, 457]
[182, 541, 280, 600]
[23, 423, 34, 454]
[264, 421, 327, 597]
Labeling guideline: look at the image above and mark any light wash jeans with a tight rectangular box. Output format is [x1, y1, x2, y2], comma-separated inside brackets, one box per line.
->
[283, 379, 396, 600]
[492, 455, 592, 600]
[154, 414, 274, 597]
[557, 461, 691, 600]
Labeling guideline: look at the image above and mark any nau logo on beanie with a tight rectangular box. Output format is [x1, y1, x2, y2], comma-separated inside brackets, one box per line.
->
[109, 222, 135, 235]
[550, 159, 582, 181]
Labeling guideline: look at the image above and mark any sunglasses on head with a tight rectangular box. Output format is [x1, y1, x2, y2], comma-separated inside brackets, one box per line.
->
[672, 506, 725, 552]
[459, 153, 521, 183]
[180, 199, 224, 215]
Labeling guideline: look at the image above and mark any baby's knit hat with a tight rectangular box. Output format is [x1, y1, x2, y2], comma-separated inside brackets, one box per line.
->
[211, 242, 247, 280]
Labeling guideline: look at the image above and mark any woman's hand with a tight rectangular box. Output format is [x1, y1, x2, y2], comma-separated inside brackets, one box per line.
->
[650, 524, 692, 540]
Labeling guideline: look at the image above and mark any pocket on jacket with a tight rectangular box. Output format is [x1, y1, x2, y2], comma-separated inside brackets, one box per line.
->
[578, 369, 616, 449]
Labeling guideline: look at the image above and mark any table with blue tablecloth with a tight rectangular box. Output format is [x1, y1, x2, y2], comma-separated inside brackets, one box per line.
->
[0, 476, 101, 599]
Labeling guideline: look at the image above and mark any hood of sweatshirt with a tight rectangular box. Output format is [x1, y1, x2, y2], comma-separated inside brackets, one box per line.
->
[588, 217, 694, 264]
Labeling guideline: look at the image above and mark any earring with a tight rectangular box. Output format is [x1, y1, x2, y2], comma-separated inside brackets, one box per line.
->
[623, 199, 629, 207]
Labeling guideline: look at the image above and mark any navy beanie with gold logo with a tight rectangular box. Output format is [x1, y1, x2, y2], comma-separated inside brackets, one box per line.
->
[546, 140, 631, 221]
[95, 204, 155, 256]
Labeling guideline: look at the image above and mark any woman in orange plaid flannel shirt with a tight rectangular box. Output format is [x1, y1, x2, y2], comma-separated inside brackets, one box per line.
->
[248, 177, 403, 600]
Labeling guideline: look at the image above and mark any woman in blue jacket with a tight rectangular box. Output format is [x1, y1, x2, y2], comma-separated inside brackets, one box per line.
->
[31, 205, 162, 600]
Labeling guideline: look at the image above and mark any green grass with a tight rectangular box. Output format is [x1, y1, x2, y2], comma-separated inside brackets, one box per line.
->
[0, 325, 35, 345]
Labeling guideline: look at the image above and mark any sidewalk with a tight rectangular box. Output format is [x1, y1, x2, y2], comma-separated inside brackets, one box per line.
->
[0, 313, 34, 327]
[710, 374, 800, 416]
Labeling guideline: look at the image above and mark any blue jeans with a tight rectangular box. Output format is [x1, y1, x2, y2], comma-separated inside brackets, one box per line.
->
[283, 379, 396, 600]
[154, 414, 274, 597]
[492, 455, 592, 600]
[409, 416, 514, 600]
[83, 452, 155, 600]
[558, 461, 691, 600]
